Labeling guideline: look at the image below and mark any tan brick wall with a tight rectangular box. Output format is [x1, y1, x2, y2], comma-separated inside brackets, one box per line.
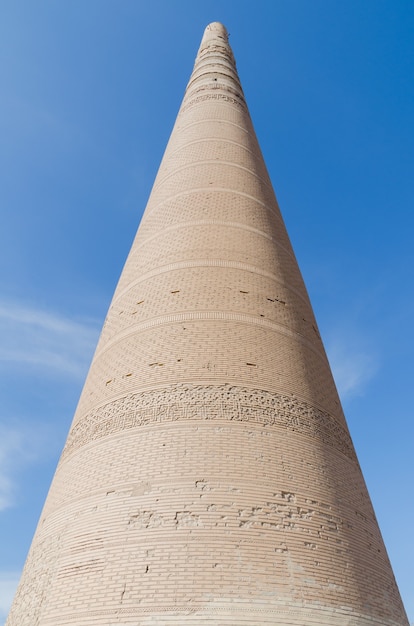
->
[7, 22, 408, 626]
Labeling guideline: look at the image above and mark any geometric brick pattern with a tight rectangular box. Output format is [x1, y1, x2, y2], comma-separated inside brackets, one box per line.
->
[6, 22, 408, 625]
[59, 384, 357, 463]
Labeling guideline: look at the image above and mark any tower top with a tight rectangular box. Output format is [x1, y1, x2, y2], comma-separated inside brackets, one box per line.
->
[202, 22, 229, 42]
[197, 22, 232, 60]
[189, 21, 241, 107]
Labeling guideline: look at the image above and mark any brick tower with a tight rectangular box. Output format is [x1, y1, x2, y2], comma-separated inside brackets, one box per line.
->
[7, 22, 408, 626]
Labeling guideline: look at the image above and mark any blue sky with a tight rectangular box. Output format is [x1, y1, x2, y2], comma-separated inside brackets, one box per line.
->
[0, 1, 413, 622]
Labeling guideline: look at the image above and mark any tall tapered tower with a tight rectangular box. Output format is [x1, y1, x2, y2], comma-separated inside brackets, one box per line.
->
[7, 22, 408, 626]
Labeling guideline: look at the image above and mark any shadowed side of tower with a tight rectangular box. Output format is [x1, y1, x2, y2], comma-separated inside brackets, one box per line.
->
[7, 22, 408, 626]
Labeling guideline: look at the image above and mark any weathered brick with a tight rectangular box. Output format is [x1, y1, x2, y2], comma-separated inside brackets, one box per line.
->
[6, 21, 408, 626]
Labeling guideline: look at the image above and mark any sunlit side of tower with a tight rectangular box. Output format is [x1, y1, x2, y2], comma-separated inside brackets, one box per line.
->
[7, 22, 408, 626]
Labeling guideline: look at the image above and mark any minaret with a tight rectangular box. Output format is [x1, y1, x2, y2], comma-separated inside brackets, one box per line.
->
[7, 22, 408, 626]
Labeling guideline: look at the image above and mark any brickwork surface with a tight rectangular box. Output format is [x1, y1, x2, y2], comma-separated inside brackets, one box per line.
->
[7, 22, 408, 626]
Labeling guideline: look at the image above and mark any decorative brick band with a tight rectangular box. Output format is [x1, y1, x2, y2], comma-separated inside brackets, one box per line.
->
[94, 310, 325, 361]
[61, 384, 354, 463]
[131, 218, 289, 254]
[113, 259, 307, 306]
[37, 605, 404, 626]
[151, 160, 272, 195]
[180, 92, 247, 114]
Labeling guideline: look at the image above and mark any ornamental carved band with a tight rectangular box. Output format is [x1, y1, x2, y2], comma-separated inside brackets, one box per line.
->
[62, 384, 355, 462]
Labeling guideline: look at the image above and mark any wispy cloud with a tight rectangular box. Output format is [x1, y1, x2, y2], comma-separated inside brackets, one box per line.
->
[0, 427, 24, 511]
[0, 301, 100, 511]
[325, 331, 379, 399]
[0, 301, 100, 379]
[0, 571, 20, 625]
[0, 421, 53, 512]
